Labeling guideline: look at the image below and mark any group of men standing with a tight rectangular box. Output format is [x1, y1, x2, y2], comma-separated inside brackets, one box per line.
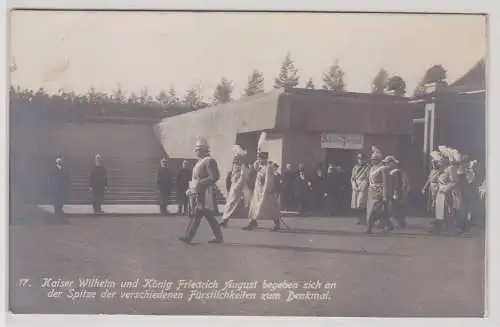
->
[156, 158, 192, 216]
[49, 154, 194, 216]
[50, 154, 108, 215]
[422, 146, 484, 235]
[280, 163, 349, 215]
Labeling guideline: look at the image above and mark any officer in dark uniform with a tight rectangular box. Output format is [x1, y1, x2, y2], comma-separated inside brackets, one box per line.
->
[309, 167, 326, 214]
[281, 164, 296, 211]
[157, 157, 172, 215]
[89, 154, 108, 214]
[295, 165, 309, 213]
[51, 157, 70, 215]
[324, 165, 340, 216]
[176, 160, 192, 215]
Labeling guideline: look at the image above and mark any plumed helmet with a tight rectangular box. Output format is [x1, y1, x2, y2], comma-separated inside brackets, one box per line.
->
[382, 155, 399, 164]
[430, 150, 443, 161]
[232, 144, 247, 158]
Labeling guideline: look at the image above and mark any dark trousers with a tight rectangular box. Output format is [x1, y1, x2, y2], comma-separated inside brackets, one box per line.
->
[281, 188, 295, 210]
[53, 203, 64, 214]
[159, 189, 170, 214]
[184, 208, 223, 241]
[324, 194, 337, 216]
[454, 208, 469, 233]
[53, 193, 66, 214]
[92, 188, 105, 213]
[177, 193, 189, 215]
[367, 200, 393, 233]
[296, 192, 308, 213]
[356, 208, 367, 224]
[390, 200, 407, 228]
[311, 192, 324, 213]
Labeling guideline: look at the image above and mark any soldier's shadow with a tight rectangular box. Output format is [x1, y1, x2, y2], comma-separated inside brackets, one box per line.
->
[10, 206, 72, 226]
[269, 227, 474, 239]
[222, 242, 408, 257]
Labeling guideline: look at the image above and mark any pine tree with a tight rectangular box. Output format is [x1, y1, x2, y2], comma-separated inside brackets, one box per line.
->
[183, 87, 204, 110]
[155, 91, 169, 106]
[212, 77, 233, 105]
[87, 86, 98, 104]
[167, 86, 180, 106]
[139, 87, 153, 105]
[112, 83, 126, 103]
[305, 78, 315, 89]
[322, 59, 346, 91]
[386, 76, 406, 97]
[372, 69, 389, 94]
[274, 52, 299, 88]
[244, 70, 265, 96]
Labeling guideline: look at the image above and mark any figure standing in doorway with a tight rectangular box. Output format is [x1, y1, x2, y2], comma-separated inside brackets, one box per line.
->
[422, 153, 442, 213]
[281, 164, 296, 211]
[309, 167, 326, 215]
[295, 165, 309, 214]
[324, 164, 340, 216]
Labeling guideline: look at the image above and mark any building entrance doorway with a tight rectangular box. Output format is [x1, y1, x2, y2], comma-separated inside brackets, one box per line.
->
[324, 148, 358, 211]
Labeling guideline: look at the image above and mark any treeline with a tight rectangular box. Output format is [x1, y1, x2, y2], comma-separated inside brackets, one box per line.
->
[10, 52, 449, 121]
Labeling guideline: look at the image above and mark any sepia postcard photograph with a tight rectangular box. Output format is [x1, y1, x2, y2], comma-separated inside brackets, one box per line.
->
[8, 9, 487, 318]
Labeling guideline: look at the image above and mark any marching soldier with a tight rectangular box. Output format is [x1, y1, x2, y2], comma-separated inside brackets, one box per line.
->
[383, 156, 410, 228]
[351, 153, 370, 225]
[422, 154, 442, 213]
[178, 137, 223, 244]
[89, 154, 108, 214]
[157, 157, 172, 215]
[50, 157, 70, 215]
[281, 164, 296, 211]
[430, 146, 460, 234]
[366, 149, 394, 234]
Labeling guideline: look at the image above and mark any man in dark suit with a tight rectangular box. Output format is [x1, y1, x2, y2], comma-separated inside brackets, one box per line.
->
[324, 165, 340, 216]
[281, 164, 295, 211]
[309, 167, 326, 214]
[51, 157, 70, 215]
[295, 165, 309, 214]
[176, 160, 192, 215]
[157, 157, 172, 215]
[89, 154, 108, 214]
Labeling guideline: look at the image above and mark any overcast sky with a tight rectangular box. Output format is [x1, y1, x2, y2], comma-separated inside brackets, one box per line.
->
[9, 11, 486, 99]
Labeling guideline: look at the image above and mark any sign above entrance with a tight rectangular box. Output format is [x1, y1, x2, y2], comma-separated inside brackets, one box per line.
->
[321, 133, 364, 149]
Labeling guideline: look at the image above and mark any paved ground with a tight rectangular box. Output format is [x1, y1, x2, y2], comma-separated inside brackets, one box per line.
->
[9, 208, 485, 317]
[37, 204, 226, 215]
